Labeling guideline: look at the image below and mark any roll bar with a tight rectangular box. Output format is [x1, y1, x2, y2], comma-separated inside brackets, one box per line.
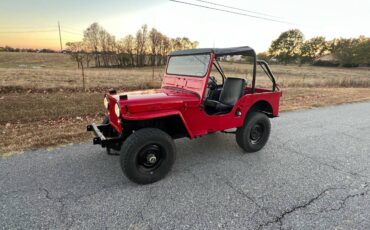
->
[256, 60, 278, 92]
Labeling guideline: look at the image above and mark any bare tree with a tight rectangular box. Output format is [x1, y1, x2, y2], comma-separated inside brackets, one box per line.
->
[159, 35, 171, 65]
[77, 23, 198, 68]
[171, 37, 182, 51]
[83, 23, 101, 67]
[122, 35, 135, 66]
[66, 42, 88, 90]
[135, 24, 148, 67]
[149, 28, 162, 66]
[99, 29, 110, 67]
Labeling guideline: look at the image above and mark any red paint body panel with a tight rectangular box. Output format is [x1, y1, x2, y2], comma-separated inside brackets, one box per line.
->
[107, 53, 282, 139]
[107, 95, 122, 132]
[122, 90, 198, 114]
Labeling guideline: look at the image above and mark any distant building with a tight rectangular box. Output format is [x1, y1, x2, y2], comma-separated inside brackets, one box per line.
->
[313, 54, 340, 67]
[315, 54, 338, 62]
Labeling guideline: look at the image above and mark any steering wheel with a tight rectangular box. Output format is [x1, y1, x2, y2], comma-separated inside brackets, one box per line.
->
[208, 76, 218, 90]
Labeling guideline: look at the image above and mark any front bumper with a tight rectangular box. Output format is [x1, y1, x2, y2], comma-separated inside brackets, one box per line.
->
[87, 123, 122, 148]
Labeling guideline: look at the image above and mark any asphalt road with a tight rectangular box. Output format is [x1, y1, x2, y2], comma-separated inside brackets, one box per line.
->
[1, 101, 370, 229]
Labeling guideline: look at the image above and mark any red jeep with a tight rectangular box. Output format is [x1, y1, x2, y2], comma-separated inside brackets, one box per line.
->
[87, 46, 282, 184]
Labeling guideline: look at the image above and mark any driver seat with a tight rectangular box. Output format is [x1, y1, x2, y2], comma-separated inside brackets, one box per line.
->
[205, 77, 246, 113]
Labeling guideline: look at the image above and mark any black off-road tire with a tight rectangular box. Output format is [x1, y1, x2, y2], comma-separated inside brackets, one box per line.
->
[236, 112, 271, 152]
[120, 128, 176, 184]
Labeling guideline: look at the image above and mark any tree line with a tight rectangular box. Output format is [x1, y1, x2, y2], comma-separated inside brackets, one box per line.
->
[66, 23, 198, 68]
[259, 29, 370, 67]
[0, 46, 56, 53]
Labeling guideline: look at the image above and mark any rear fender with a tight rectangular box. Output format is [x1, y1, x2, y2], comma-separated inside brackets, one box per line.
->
[238, 91, 281, 120]
[246, 100, 274, 118]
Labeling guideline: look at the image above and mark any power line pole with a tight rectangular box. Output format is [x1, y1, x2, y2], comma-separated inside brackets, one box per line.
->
[58, 21, 63, 52]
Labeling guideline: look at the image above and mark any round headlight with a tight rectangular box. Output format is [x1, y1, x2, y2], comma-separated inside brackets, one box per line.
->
[114, 103, 120, 117]
[103, 97, 109, 109]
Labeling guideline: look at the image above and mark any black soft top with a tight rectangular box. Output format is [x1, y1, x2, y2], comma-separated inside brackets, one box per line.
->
[169, 46, 255, 57]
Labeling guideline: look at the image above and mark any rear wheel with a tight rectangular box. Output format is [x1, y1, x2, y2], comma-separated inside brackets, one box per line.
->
[120, 128, 176, 184]
[236, 112, 271, 152]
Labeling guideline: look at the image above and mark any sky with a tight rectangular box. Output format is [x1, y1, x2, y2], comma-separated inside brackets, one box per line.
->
[0, 0, 369, 52]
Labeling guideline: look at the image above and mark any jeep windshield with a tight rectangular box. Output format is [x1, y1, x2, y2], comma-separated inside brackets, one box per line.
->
[166, 54, 210, 77]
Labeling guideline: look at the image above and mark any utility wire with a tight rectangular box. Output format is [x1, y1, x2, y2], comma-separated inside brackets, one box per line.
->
[194, 0, 282, 19]
[169, 0, 294, 25]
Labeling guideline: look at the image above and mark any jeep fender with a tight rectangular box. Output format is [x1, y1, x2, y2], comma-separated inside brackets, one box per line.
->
[122, 110, 192, 138]
[246, 100, 274, 117]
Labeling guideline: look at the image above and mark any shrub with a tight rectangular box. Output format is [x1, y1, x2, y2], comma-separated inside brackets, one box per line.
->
[312, 60, 340, 67]
[342, 63, 359, 68]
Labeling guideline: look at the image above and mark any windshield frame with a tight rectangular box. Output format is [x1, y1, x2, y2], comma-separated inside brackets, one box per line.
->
[165, 54, 212, 78]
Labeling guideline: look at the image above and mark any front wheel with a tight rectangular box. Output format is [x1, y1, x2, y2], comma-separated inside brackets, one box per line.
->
[236, 112, 271, 152]
[120, 128, 176, 184]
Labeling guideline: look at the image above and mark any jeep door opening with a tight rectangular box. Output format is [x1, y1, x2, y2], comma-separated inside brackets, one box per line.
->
[87, 46, 282, 184]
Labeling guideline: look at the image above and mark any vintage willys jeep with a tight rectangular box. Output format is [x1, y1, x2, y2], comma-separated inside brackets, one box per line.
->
[87, 46, 282, 184]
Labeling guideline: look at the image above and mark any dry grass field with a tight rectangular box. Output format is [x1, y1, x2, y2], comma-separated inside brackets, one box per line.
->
[1, 52, 370, 155]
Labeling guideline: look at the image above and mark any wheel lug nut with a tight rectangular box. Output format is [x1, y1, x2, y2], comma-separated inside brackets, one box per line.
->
[147, 154, 157, 164]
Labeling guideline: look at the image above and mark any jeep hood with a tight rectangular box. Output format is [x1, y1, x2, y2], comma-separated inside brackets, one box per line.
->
[116, 88, 199, 114]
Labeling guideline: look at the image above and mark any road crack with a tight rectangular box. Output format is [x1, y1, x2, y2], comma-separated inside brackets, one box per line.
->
[258, 182, 369, 230]
[214, 172, 262, 209]
[39, 187, 72, 227]
[276, 140, 370, 181]
[133, 187, 154, 229]
[257, 187, 343, 230]
[321, 182, 369, 213]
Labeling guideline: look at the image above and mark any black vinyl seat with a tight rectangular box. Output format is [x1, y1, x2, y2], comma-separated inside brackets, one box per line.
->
[205, 77, 246, 114]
